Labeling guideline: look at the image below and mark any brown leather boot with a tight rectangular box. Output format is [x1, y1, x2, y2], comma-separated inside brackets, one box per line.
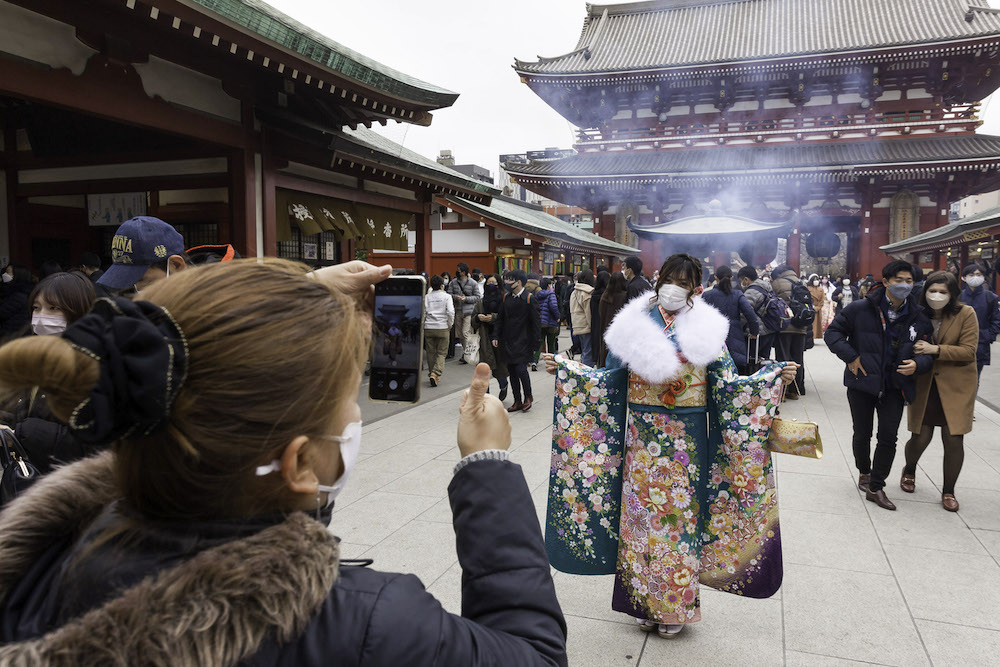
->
[522, 397, 533, 412]
[858, 473, 871, 492]
[507, 402, 523, 413]
[866, 488, 897, 511]
[900, 472, 916, 493]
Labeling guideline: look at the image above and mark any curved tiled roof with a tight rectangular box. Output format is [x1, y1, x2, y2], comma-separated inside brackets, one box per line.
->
[515, 0, 1000, 75]
[192, 0, 457, 106]
[504, 135, 1000, 178]
[882, 202, 1000, 253]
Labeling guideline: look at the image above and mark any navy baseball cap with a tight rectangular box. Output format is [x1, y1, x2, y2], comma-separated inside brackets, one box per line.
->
[97, 216, 185, 290]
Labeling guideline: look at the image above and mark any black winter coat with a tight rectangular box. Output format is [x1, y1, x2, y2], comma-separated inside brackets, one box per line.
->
[493, 290, 541, 365]
[0, 456, 568, 666]
[0, 281, 32, 338]
[831, 284, 861, 315]
[824, 286, 934, 401]
[702, 287, 760, 369]
[5, 389, 95, 474]
[626, 275, 651, 300]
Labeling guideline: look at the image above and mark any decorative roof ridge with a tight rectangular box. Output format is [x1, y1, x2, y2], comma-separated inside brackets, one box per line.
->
[515, 7, 609, 68]
[586, 0, 754, 16]
[493, 193, 547, 211]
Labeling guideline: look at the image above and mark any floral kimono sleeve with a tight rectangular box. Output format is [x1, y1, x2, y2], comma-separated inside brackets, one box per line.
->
[545, 355, 628, 575]
[700, 349, 785, 598]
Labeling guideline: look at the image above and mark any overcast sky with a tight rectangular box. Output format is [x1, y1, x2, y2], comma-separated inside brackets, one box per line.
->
[269, 0, 1000, 180]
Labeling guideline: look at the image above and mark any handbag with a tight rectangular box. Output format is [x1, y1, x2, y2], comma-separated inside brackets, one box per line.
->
[0, 427, 40, 506]
[766, 386, 823, 459]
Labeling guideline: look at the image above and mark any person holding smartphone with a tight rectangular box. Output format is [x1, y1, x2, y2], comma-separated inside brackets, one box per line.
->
[0, 259, 567, 665]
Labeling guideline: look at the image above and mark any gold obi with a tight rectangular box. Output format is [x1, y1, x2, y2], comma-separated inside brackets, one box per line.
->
[628, 363, 708, 408]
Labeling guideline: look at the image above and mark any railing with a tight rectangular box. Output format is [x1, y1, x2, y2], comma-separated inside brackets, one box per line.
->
[574, 104, 980, 145]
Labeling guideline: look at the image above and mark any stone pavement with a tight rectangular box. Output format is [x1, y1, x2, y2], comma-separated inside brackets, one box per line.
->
[342, 336, 1000, 666]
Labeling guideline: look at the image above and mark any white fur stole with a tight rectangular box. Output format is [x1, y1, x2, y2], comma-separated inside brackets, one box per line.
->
[603, 295, 729, 383]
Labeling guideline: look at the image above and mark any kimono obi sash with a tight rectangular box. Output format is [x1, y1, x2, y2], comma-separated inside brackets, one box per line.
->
[628, 363, 708, 408]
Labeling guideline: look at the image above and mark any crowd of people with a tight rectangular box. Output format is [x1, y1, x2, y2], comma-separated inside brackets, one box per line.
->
[0, 210, 997, 658]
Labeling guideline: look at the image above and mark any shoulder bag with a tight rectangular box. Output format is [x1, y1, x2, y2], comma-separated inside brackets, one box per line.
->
[0, 427, 40, 506]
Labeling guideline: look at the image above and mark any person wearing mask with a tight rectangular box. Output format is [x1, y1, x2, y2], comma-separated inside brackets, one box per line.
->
[771, 265, 809, 398]
[493, 270, 541, 413]
[806, 274, 826, 339]
[824, 260, 934, 510]
[623, 256, 651, 300]
[588, 270, 610, 367]
[448, 263, 482, 365]
[832, 276, 860, 316]
[472, 274, 509, 400]
[534, 278, 561, 372]
[0, 259, 567, 664]
[524, 273, 541, 299]
[597, 271, 629, 367]
[542, 253, 798, 638]
[702, 265, 760, 374]
[901, 271, 979, 512]
[0, 272, 96, 474]
[423, 275, 455, 387]
[472, 267, 485, 294]
[738, 266, 778, 361]
[959, 264, 1000, 382]
[858, 274, 876, 298]
[96, 216, 189, 294]
[569, 270, 596, 366]
[0, 265, 34, 339]
[441, 272, 457, 359]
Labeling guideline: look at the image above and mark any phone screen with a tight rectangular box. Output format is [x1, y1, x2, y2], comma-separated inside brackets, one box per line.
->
[369, 275, 426, 403]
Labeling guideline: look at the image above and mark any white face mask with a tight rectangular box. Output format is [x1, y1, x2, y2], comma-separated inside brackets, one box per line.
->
[31, 313, 67, 336]
[965, 275, 985, 288]
[255, 420, 363, 513]
[926, 293, 950, 310]
[1, 272, 11, 284]
[657, 284, 691, 312]
[843, 279, 851, 286]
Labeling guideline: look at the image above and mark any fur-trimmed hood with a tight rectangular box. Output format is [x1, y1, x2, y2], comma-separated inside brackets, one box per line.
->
[603, 294, 729, 383]
[0, 452, 340, 666]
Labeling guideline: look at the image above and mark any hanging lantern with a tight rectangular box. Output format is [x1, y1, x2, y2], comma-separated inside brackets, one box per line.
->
[738, 236, 780, 267]
[805, 232, 841, 260]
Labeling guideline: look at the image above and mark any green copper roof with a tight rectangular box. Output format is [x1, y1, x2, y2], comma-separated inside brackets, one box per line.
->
[190, 0, 458, 107]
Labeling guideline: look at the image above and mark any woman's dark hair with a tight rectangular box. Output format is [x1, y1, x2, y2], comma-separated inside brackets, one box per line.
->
[430, 275, 444, 290]
[595, 270, 610, 291]
[28, 272, 96, 325]
[653, 254, 703, 307]
[920, 270, 963, 317]
[715, 265, 734, 295]
[576, 269, 595, 287]
[10, 265, 32, 284]
[910, 264, 924, 282]
[39, 260, 63, 280]
[601, 271, 628, 304]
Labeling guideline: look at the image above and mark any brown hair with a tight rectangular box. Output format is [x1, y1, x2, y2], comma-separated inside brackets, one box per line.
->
[28, 272, 97, 325]
[652, 254, 703, 307]
[920, 270, 963, 317]
[0, 258, 368, 520]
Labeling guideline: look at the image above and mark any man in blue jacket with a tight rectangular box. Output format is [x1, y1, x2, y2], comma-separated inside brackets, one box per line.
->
[959, 264, 1000, 384]
[825, 260, 934, 511]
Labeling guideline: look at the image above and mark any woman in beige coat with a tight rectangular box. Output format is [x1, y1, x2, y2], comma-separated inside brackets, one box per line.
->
[806, 274, 826, 338]
[901, 271, 979, 511]
[569, 269, 596, 366]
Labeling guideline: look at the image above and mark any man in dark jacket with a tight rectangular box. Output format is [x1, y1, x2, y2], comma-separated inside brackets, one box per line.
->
[739, 266, 777, 361]
[825, 260, 934, 511]
[493, 269, 541, 413]
[959, 264, 1000, 382]
[623, 256, 651, 300]
[771, 265, 808, 397]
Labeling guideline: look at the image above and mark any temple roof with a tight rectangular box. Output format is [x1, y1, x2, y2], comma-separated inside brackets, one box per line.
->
[443, 194, 637, 255]
[191, 0, 457, 107]
[881, 203, 1000, 255]
[514, 0, 1000, 75]
[503, 134, 1000, 180]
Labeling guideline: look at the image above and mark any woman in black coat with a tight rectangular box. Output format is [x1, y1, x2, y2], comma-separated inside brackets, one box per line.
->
[589, 270, 609, 366]
[0, 260, 567, 666]
[831, 276, 861, 316]
[0, 265, 34, 339]
[702, 265, 760, 372]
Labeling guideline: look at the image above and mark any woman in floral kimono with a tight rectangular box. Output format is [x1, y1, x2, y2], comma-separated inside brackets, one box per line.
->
[544, 254, 798, 639]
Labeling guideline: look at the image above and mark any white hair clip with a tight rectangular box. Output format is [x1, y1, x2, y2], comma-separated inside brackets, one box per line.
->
[255, 459, 281, 476]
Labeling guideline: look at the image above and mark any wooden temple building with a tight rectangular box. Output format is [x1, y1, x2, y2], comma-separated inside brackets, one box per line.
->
[0, 0, 627, 276]
[505, 0, 1000, 278]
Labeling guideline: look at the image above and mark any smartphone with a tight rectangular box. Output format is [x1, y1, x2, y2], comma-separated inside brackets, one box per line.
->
[368, 275, 427, 403]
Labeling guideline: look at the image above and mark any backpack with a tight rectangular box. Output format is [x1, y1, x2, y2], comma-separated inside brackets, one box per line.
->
[747, 284, 791, 332]
[787, 281, 816, 327]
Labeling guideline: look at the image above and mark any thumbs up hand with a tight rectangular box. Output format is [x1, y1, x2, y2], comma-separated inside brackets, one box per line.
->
[457, 363, 511, 458]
